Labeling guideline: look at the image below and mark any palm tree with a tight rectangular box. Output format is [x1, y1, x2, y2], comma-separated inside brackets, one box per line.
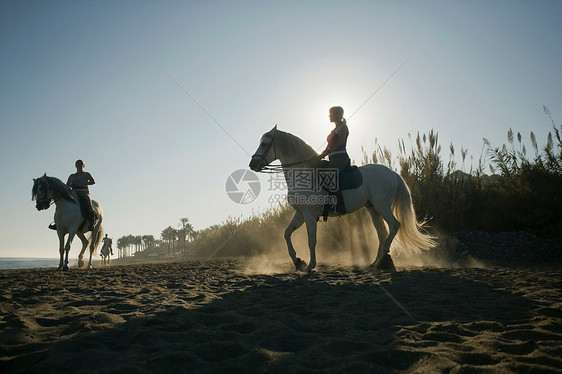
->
[125, 235, 134, 257]
[134, 235, 143, 255]
[142, 235, 155, 251]
[117, 236, 129, 258]
[178, 218, 188, 253]
[161, 226, 177, 255]
[178, 218, 196, 254]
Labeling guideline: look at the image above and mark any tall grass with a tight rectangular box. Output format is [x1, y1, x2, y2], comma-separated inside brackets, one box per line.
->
[476, 107, 562, 236]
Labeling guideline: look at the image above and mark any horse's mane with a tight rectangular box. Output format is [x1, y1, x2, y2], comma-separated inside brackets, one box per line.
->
[277, 130, 319, 158]
[47, 176, 76, 202]
[32, 175, 76, 202]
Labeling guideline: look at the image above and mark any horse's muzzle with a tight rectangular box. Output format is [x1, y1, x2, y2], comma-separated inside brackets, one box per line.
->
[36, 199, 50, 211]
[249, 156, 263, 172]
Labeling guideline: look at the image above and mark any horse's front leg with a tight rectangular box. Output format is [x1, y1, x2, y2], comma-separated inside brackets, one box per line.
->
[304, 214, 318, 272]
[57, 232, 65, 270]
[284, 212, 306, 271]
[63, 231, 77, 271]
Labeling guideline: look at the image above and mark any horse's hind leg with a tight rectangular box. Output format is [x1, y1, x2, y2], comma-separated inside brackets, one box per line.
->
[303, 214, 318, 272]
[63, 231, 77, 271]
[284, 212, 306, 271]
[77, 232, 89, 268]
[379, 205, 400, 254]
[87, 226, 102, 269]
[366, 205, 388, 264]
[370, 204, 398, 271]
[87, 236, 95, 269]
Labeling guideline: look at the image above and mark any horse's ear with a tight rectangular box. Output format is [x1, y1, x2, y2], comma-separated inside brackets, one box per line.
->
[272, 124, 277, 131]
[43, 173, 47, 178]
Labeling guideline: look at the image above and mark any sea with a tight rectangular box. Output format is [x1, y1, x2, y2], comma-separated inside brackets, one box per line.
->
[0, 258, 73, 270]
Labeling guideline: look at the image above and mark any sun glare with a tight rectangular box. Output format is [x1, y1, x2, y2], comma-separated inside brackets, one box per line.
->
[272, 64, 389, 150]
[272, 63, 416, 161]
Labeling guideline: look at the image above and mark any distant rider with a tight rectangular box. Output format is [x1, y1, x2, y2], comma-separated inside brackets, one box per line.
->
[102, 234, 113, 256]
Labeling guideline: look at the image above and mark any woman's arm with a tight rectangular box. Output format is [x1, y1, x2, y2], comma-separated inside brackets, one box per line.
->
[86, 172, 96, 185]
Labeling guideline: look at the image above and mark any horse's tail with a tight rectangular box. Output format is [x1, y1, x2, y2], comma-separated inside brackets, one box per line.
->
[92, 220, 103, 257]
[392, 174, 437, 251]
[89, 202, 103, 256]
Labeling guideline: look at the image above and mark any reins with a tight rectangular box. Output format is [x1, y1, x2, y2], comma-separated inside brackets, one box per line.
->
[36, 178, 73, 207]
[39, 181, 60, 208]
[261, 156, 322, 173]
[252, 128, 322, 174]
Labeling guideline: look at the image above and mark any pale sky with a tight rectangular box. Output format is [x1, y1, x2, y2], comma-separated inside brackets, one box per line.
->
[1, 1, 561, 258]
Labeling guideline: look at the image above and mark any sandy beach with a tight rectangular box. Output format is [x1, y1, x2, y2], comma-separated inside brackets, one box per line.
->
[1, 253, 561, 373]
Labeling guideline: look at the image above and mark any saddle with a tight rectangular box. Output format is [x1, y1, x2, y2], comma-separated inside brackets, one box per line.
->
[338, 165, 363, 191]
[321, 164, 363, 221]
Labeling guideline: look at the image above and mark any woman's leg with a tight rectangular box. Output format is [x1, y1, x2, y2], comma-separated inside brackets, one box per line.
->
[328, 153, 351, 213]
[77, 192, 96, 225]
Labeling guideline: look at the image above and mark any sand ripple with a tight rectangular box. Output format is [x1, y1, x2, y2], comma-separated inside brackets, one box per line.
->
[1, 259, 561, 373]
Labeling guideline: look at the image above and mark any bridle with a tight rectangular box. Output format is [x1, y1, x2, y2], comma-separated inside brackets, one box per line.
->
[251, 129, 279, 173]
[35, 179, 58, 209]
[251, 128, 321, 173]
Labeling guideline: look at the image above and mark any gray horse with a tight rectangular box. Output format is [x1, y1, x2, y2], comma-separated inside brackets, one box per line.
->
[32, 174, 103, 270]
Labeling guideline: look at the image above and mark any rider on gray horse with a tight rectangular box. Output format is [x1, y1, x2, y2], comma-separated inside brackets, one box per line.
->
[49, 159, 97, 231]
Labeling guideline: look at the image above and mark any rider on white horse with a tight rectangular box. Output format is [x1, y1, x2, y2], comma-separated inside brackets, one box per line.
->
[102, 234, 113, 255]
[49, 159, 97, 231]
[250, 122, 436, 272]
[319, 106, 350, 213]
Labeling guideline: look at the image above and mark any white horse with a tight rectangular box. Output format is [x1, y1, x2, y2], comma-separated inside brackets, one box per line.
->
[249, 126, 436, 272]
[32, 174, 103, 270]
[100, 235, 113, 264]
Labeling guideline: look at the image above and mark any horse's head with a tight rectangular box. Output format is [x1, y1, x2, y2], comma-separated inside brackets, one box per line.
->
[249, 125, 278, 172]
[32, 174, 53, 211]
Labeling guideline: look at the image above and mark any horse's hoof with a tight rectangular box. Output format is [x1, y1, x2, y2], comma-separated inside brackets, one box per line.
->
[370, 254, 396, 272]
[57, 266, 63, 271]
[78, 259, 84, 268]
[304, 266, 316, 274]
[294, 258, 307, 271]
[63, 266, 70, 272]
